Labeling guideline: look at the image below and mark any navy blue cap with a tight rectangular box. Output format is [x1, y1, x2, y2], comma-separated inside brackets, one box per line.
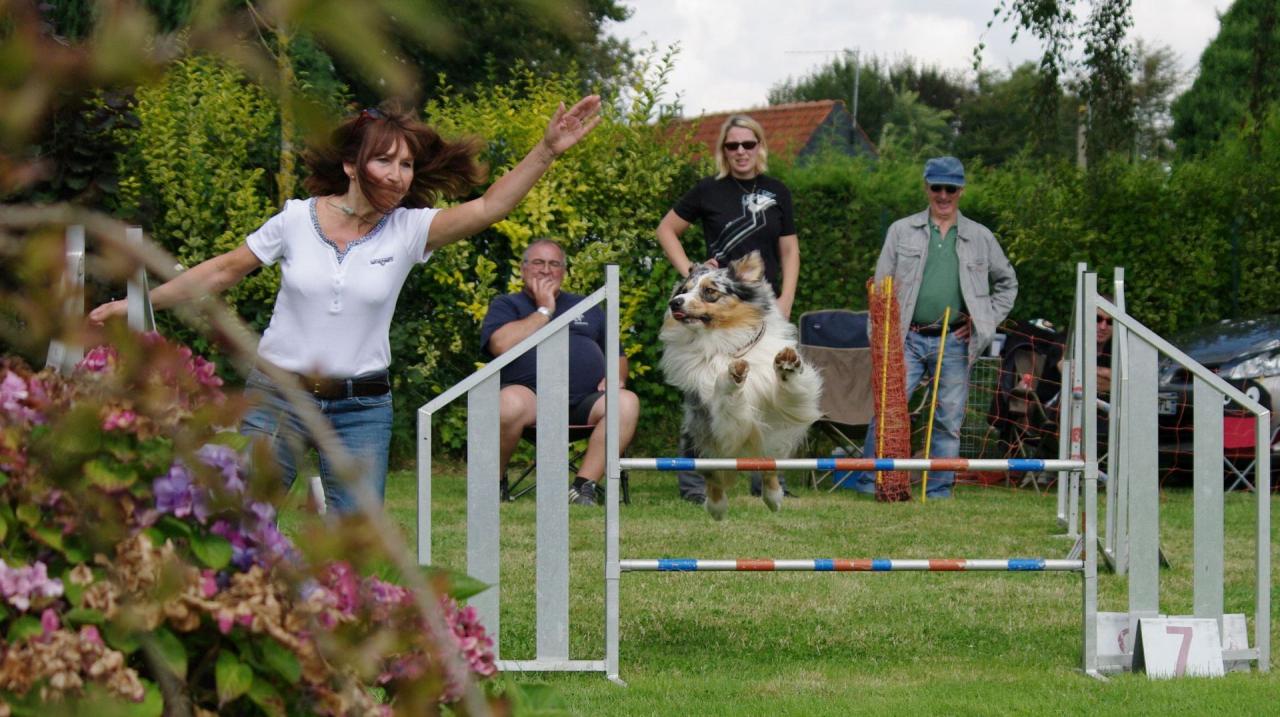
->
[923, 156, 965, 187]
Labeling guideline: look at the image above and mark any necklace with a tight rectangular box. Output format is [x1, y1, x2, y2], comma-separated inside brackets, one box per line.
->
[732, 176, 758, 195]
[329, 198, 378, 226]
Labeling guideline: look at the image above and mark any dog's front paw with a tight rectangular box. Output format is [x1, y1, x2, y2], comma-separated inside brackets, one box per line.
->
[774, 347, 802, 379]
[729, 358, 749, 385]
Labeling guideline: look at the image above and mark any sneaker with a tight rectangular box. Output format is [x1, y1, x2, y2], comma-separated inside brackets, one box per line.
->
[568, 481, 598, 506]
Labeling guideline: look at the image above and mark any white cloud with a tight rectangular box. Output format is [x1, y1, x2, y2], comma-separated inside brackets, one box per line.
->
[608, 0, 1229, 116]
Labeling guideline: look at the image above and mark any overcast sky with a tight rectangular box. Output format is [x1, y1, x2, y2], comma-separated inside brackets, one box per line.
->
[607, 0, 1231, 117]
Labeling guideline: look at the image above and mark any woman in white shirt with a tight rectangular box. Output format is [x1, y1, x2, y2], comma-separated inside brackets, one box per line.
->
[90, 97, 601, 512]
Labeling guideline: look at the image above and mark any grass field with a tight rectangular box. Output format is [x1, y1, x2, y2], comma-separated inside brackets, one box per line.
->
[330, 466, 1278, 716]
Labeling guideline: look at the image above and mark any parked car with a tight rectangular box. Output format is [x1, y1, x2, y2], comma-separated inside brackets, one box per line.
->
[1156, 314, 1280, 484]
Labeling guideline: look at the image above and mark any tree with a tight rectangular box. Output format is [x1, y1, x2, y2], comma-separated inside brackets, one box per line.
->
[984, 0, 1137, 162]
[331, 0, 636, 106]
[1171, 0, 1280, 157]
[952, 63, 1077, 166]
[878, 87, 954, 159]
[1131, 40, 1184, 161]
[768, 54, 970, 146]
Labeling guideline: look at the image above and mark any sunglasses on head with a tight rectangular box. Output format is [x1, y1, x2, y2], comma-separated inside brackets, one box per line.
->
[723, 140, 759, 151]
[353, 107, 385, 130]
[929, 184, 960, 195]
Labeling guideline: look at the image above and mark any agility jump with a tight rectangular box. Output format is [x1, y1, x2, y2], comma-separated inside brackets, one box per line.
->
[415, 266, 1269, 685]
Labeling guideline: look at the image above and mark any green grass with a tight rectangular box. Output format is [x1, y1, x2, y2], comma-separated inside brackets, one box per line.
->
[312, 467, 1279, 716]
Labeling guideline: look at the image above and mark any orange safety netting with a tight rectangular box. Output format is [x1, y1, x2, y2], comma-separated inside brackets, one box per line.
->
[867, 277, 912, 502]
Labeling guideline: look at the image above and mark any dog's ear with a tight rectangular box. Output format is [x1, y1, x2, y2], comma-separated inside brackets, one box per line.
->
[728, 251, 764, 283]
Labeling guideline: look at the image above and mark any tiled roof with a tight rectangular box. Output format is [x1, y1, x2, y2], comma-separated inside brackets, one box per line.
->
[669, 100, 870, 161]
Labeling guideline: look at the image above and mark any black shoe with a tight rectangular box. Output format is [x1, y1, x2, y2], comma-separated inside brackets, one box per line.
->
[569, 481, 598, 506]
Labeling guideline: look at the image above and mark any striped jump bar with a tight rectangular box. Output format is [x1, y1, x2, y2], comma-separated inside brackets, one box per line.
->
[618, 458, 1085, 472]
[620, 558, 1086, 572]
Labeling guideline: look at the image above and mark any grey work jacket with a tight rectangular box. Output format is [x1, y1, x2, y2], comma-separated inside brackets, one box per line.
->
[873, 209, 1018, 363]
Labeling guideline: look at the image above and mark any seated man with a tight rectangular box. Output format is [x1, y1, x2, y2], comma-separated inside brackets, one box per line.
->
[480, 238, 640, 506]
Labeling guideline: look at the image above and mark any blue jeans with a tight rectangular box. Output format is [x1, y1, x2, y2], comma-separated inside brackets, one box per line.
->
[853, 331, 970, 498]
[240, 369, 392, 513]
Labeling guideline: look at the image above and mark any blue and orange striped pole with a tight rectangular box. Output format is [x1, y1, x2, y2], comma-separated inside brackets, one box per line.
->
[620, 558, 1085, 572]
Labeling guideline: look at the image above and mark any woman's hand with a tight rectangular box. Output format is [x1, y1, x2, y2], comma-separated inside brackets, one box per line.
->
[542, 95, 602, 157]
[87, 299, 128, 327]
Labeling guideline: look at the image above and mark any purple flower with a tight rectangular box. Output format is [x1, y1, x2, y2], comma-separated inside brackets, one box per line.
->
[211, 520, 256, 570]
[153, 464, 197, 519]
[196, 444, 246, 494]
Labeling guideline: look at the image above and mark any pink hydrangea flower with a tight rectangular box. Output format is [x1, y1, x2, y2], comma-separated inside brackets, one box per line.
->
[80, 625, 103, 645]
[0, 560, 64, 611]
[319, 562, 360, 617]
[102, 407, 137, 431]
[441, 596, 497, 678]
[1, 370, 43, 424]
[77, 345, 117, 373]
[40, 607, 59, 638]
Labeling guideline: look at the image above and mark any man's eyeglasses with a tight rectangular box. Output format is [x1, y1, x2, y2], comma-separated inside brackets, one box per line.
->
[524, 259, 565, 269]
[1096, 316, 1112, 325]
[723, 140, 759, 151]
[929, 184, 960, 195]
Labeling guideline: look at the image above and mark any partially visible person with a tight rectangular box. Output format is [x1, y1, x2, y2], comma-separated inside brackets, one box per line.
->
[479, 239, 640, 506]
[89, 98, 603, 513]
[1095, 308, 1113, 396]
[852, 156, 1018, 499]
[656, 114, 800, 504]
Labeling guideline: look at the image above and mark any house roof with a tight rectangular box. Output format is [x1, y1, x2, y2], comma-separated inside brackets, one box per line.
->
[668, 100, 875, 161]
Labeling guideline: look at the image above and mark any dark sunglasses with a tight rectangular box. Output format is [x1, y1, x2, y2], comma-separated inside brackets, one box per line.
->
[929, 184, 960, 195]
[723, 140, 759, 151]
[1096, 316, 1112, 325]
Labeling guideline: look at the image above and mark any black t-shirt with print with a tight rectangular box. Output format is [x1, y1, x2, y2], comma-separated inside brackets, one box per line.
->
[672, 174, 796, 293]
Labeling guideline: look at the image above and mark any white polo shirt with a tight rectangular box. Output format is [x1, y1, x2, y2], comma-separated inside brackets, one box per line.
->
[246, 198, 439, 377]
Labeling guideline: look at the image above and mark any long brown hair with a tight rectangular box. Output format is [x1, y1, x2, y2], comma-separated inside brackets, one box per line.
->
[304, 104, 485, 213]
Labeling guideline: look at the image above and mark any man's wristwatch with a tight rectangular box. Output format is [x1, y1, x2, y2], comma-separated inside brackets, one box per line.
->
[535, 306, 553, 318]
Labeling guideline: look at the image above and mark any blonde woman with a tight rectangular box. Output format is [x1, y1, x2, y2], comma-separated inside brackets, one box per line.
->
[656, 113, 799, 319]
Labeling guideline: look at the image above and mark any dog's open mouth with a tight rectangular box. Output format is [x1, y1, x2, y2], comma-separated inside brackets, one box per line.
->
[671, 310, 711, 324]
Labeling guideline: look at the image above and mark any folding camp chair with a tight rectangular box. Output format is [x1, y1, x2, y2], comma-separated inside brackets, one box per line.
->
[797, 309, 876, 489]
[501, 424, 631, 504]
[1223, 414, 1279, 492]
[986, 320, 1065, 492]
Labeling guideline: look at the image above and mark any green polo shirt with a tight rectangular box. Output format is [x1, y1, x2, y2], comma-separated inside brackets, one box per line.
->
[911, 220, 966, 326]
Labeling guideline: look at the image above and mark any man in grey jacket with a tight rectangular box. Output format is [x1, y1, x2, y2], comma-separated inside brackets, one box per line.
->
[853, 156, 1018, 498]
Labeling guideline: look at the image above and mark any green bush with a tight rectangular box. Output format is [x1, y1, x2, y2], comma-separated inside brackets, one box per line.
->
[109, 56, 284, 356]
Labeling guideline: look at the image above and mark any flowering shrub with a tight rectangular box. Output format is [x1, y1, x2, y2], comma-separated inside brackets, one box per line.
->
[0, 336, 494, 715]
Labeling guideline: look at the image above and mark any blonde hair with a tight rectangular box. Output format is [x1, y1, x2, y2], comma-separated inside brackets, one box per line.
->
[714, 114, 769, 179]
